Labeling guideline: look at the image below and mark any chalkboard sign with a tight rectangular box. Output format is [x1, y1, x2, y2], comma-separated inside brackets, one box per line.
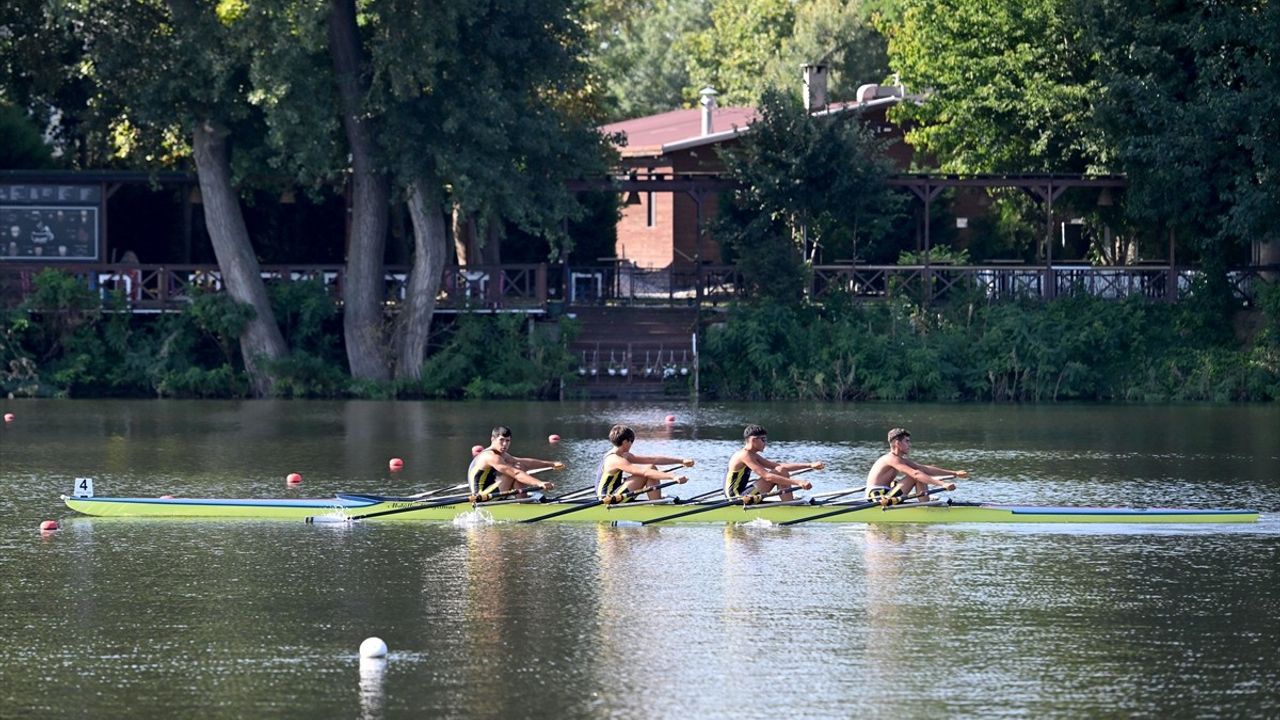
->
[0, 184, 102, 261]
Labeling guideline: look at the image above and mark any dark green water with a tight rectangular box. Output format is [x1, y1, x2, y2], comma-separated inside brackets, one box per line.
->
[1, 400, 1277, 718]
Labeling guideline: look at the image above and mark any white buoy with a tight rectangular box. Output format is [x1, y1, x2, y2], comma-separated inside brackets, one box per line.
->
[359, 636, 388, 659]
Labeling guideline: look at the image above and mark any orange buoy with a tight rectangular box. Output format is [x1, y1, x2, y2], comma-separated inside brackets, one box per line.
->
[389, 458, 404, 471]
[548, 434, 561, 444]
[471, 445, 484, 457]
[2, 413, 13, 423]
[665, 414, 676, 424]
[40, 520, 59, 531]
[286, 472, 303, 485]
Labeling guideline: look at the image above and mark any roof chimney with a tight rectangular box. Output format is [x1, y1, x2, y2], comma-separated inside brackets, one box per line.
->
[699, 87, 718, 135]
[802, 64, 828, 112]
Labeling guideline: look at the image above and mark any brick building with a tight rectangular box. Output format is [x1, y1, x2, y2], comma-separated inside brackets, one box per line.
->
[600, 65, 917, 271]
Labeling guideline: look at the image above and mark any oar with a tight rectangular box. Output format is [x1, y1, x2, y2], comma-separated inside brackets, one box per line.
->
[809, 485, 866, 502]
[520, 471, 685, 524]
[777, 483, 953, 527]
[408, 483, 469, 500]
[307, 485, 531, 524]
[633, 467, 817, 526]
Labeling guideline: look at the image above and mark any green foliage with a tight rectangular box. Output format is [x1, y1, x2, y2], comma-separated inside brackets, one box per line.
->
[886, 0, 1104, 174]
[0, 103, 57, 168]
[1083, 0, 1280, 261]
[415, 314, 576, 400]
[703, 289, 1280, 402]
[718, 89, 904, 300]
[683, 0, 889, 107]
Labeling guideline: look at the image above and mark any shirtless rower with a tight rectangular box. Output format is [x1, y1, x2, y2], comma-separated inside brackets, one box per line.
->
[865, 427, 967, 505]
[597, 424, 693, 502]
[725, 424, 823, 502]
[468, 426, 562, 500]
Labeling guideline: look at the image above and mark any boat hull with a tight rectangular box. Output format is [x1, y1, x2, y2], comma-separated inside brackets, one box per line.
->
[62, 495, 1260, 524]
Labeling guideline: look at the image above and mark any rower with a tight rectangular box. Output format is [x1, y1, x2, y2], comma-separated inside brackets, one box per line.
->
[468, 426, 562, 501]
[725, 425, 823, 502]
[597, 424, 692, 502]
[865, 427, 967, 505]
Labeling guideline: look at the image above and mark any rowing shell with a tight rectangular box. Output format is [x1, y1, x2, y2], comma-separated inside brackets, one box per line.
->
[61, 494, 1260, 524]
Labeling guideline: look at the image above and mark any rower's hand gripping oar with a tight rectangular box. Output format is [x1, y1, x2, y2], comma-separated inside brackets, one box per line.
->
[777, 476, 958, 527]
[519, 466, 686, 524]
[631, 466, 817, 526]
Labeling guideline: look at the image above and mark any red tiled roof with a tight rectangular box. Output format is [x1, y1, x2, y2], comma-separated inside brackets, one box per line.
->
[601, 106, 759, 158]
[599, 98, 894, 158]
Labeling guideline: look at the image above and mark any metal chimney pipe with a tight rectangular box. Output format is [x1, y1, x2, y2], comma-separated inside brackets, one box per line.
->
[699, 87, 718, 135]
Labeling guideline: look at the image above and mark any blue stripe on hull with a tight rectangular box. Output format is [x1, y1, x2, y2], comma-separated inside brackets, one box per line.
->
[68, 496, 379, 509]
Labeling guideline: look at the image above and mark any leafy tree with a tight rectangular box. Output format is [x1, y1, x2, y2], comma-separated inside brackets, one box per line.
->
[586, 0, 714, 120]
[61, 0, 289, 396]
[718, 89, 903, 300]
[1083, 0, 1280, 269]
[0, 103, 57, 168]
[886, 0, 1105, 173]
[245, 0, 610, 382]
[685, 0, 890, 107]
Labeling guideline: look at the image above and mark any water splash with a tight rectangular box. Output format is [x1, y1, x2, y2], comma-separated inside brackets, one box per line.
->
[452, 509, 496, 527]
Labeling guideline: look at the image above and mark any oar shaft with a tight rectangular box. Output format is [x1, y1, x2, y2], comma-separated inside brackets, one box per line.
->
[521, 479, 682, 524]
[778, 487, 946, 527]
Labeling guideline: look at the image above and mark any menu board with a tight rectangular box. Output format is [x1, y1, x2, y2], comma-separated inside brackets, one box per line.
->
[0, 184, 103, 261]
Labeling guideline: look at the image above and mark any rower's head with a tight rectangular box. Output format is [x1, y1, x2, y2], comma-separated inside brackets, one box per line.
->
[743, 424, 767, 449]
[609, 424, 635, 447]
[887, 427, 911, 454]
[491, 425, 513, 449]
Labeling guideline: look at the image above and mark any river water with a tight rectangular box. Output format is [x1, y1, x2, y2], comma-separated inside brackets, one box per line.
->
[1, 400, 1277, 718]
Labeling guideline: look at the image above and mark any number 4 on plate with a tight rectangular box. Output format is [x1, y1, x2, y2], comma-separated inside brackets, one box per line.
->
[73, 477, 94, 498]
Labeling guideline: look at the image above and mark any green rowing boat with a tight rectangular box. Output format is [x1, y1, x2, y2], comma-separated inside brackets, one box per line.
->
[62, 493, 1260, 524]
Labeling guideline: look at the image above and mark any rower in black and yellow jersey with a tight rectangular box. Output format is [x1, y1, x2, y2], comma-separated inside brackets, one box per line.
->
[724, 424, 824, 502]
[468, 425, 562, 501]
[597, 424, 692, 502]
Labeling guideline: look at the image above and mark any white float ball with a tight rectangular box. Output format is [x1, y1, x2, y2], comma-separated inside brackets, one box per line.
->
[359, 637, 388, 659]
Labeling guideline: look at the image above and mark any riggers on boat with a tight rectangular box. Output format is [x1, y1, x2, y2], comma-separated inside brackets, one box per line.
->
[61, 493, 1261, 525]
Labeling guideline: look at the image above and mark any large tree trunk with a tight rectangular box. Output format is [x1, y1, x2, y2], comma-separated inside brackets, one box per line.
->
[395, 182, 450, 380]
[329, 0, 390, 382]
[190, 121, 288, 397]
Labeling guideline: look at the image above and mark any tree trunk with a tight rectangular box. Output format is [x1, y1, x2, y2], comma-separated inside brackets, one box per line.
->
[190, 121, 288, 397]
[395, 182, 449, 380]
[329, 0, 391, 382]
[452, 206, 472, 265]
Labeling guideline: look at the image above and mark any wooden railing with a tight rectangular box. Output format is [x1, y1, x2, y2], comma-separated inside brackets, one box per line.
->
[0, 261, 1273, 311]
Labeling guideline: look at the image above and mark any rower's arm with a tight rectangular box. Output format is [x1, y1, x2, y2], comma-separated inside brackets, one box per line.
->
[744, 455, 809, 488]
[511, 456, 566, 472]
[893, 458, 959, 488]
[493, 460, 555, 489]
[629, 454, 695, 468]
[777, 461, 823, 473]
[614, 459, 686, 482]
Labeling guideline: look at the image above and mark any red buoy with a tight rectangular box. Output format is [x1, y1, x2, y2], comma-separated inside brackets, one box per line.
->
[471, 445, 484, 457]
[286, 473, 303, 485]
[665, 414, 676, 424]
[548, 434, 561, 444]
[2, 413, 14, 423]
[389, 458, 405, 471]
[40, 520, 59, 531]
[159, 494, 176, 499]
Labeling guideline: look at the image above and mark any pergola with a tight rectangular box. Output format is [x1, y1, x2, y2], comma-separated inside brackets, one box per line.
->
[570, 171, 1134, 267]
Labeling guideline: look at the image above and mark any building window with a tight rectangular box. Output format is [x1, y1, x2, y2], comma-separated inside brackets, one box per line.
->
[646, 192, 656, 228]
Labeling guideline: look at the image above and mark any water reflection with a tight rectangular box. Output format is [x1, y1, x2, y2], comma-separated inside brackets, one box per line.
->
[2, 400, 1278, 718]
[358, 656, 386, 720]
